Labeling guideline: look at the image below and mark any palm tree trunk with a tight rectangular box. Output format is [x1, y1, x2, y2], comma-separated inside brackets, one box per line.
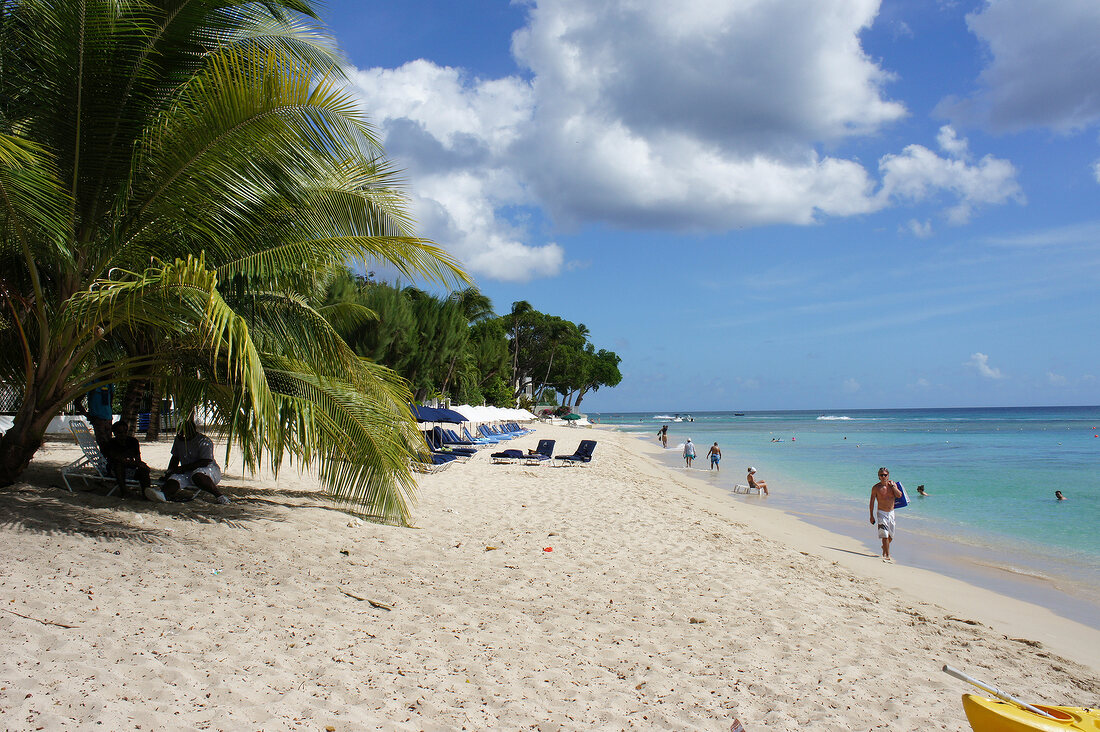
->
[440, 354, 458, 397]
[120, 378, 146, 435]
[145, 380, 164, 441]
[0, 399, 56, 486]
[537, 349, 555, 404]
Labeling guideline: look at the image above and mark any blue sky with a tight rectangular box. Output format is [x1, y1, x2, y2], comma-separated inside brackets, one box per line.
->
[319, 0, 1100, 412]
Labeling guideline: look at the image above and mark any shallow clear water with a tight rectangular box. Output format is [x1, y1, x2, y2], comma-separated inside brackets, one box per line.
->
[594, 407, 1100, 626]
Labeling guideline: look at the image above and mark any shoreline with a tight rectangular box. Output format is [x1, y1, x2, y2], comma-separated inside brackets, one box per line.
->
[2, 423, 1098, 729]
[634, 427, 1100, 633]
[620, 427, 1100, 668]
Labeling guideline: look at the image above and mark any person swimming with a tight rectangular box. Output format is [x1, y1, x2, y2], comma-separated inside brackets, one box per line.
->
[916, 485, 928, 496]
[1055, 490, 1066, 501]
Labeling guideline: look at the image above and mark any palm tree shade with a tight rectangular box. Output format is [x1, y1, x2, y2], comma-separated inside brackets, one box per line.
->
[0, 0, 467, 523]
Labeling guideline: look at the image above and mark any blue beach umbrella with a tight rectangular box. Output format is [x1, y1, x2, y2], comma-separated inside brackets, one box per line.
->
[410, 404, 468, 423]
[432, 408, 469, 423]
[410, 404, 441, 423]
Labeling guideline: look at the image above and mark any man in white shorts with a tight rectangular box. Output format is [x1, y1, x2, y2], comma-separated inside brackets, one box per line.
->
[869, 466, 902, 562]
[145, 418, 230, 504]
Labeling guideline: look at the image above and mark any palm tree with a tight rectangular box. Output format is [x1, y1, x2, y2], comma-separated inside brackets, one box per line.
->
[439, 288, 493, 397]
[0, 1, 465, 522]
[507, 300, 533, 398]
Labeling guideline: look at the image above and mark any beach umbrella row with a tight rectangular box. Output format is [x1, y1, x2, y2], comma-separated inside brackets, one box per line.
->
[410, 404, 537, 423]
[451, 404, 537, 422]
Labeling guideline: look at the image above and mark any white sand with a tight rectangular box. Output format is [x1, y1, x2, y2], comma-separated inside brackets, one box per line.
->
[2, 423, 1098, 730]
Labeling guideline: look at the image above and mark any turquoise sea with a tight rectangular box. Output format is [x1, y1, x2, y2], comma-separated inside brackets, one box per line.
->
[593, 407, 1100, 628]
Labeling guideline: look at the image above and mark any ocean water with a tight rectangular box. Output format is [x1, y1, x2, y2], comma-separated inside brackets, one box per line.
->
[593, 407, 1100, 627]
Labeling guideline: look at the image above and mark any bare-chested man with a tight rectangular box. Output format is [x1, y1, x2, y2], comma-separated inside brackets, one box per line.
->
[869, 467, 903, 562]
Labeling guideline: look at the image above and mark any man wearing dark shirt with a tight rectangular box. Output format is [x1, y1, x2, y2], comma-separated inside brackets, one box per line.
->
[103, 420, 151, 496]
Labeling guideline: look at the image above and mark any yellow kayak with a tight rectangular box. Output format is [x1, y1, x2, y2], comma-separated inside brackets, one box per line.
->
[962, 694, 1100, 732]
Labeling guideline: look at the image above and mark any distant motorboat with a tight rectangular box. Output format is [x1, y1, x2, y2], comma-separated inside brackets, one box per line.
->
[734, 412, 744, 416]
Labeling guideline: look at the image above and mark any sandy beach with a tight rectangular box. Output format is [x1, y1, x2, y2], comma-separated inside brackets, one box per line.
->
[2, 423, 1098, 730]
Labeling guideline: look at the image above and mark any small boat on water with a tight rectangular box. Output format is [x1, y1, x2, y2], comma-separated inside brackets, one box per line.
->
[962, 695, 1100, 732]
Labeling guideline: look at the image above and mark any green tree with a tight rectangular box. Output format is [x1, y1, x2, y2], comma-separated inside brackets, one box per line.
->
[0, 1, 465, 522]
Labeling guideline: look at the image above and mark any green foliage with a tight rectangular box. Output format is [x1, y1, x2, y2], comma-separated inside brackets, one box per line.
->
[481, 375, 513, 407]
[319, 275, 622, 413]
[0, 0, 468, 522]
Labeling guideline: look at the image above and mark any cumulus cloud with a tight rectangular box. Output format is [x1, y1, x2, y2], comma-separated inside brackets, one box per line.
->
[904, 219, 933, 238]
[349, 62, 564, 283]
[1094, 158, 1100, 183]
[348, 1, 1024, 281]
[965, 352, 1006, 380]
[877, 126, 1023, 224]
[941, 0, 1100, 132]
[1047, 372, 1067, 386]
[843, 378, 861, 393]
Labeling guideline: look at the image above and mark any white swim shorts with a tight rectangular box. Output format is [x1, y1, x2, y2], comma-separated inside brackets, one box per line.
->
[876, 509, 896, 539]
[168, 463, 222, 490]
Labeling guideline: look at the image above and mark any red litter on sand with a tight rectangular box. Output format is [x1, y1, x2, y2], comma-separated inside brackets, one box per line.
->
[543, 547, 553, 552]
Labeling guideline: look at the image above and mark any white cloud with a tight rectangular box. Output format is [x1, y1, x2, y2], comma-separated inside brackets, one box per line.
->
[349, 62, 565, 282]
[1047, 372, 1067, 386]
[1093, 159, 1100, 183]
[904, 219, 933, 238]
[842, 378, 861, 393]
[347, 1, 1024, 281]
[877, 127, 1023, 224]
[965, 352, 1006, 380]
[936, 125, 970, 159]
[941, 0, 1100, 132]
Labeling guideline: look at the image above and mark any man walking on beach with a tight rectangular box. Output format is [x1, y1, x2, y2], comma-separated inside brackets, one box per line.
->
[657, 424, 668, 448]
[683, 438, 696, 467]
[707, 442, 721, 471]
[869, 467, 903, 563]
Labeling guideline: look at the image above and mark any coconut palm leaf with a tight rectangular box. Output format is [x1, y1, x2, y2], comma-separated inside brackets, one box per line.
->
[0, 1, 465, 523]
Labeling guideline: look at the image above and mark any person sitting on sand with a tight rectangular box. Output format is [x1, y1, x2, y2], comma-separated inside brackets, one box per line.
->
[707, 442, 721, 471]
[747, 466, 769, 495]
[146, 418, 231, 504]
[1055, 490, 1066, 501]
[916, 485, 928, 496]
[102, 420, 151, 497]
[683, 438, 696, 468]
[869, 467, 903, 563]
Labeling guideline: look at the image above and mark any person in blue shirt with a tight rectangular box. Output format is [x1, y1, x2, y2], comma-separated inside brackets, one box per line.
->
[78, 383, 114, 447]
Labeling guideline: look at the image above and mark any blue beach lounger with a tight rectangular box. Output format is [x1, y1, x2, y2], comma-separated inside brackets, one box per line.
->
[491, 448, 525, 463]
[524, 439, 555, 465]
[555, 440, 597, 466]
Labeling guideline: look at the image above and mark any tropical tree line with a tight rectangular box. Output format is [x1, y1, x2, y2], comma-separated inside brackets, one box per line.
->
[0, 0, 467, 523]
[322, 276, 622, 410]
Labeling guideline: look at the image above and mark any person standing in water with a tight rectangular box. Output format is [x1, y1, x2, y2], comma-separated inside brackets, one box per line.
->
[869, 467, 903, 563]
[707, 442, 721, 471]
[683, 438, 696, 467]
